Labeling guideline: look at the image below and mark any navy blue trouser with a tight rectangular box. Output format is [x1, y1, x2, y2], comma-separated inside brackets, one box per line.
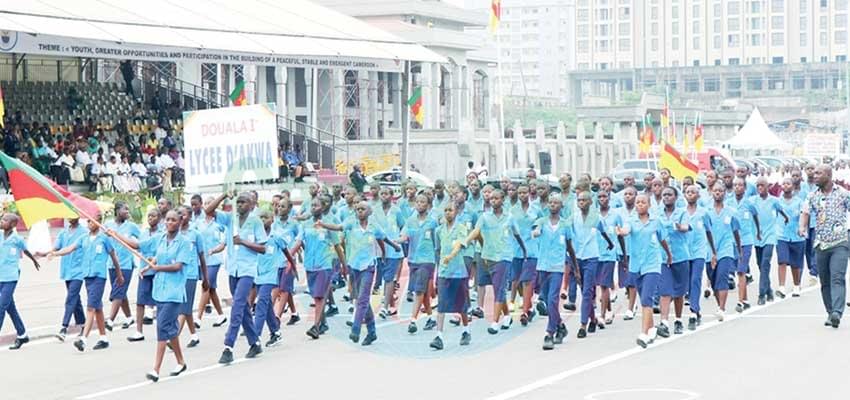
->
[62, 279, 86, 328]
[225, 276, 259, 348]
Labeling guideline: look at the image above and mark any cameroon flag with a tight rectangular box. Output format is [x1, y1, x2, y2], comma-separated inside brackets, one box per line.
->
[0, 152, 82, 227]
[230, 80, 247, 106]
[659, 142, 698, 180]
[408, 87, 424, 125]
[0, 84, 5, 128]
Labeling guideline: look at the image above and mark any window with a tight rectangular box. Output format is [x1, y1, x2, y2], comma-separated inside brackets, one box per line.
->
[729, 57, 740, 65]
[577, 40, 590, 53]
[577, 9, 589, 21]
[693, 20, 700, 34]
[672, 6, 679, 17]
[714, 59, 722, 65]
[838, 55, 848, 61]
[821, 31, 828, 45]
[821, 56, 828, 62]
[651, 7, 658, 19]
[821, 0, 828, 8]
[836, 30, 847, 44]
[800, 57, 807, 62]
[751, 17, 763, 30]
[652, 38, 659, 51]
[714, 3, 722, 15]
[772, 56, 784, 64]
[751, 1, 762, 12]
[729, 18, 740, 31]
[595, 39, 610, 52]
[597, 24, 610, 36]
[728, 34, 741, 46]
[693, 4, 701, 17]
[728, 1, 740, 15]
[597, 8, 610, 20]
[800, 0, 808, 12]
[714, 35, 722, 48]
[750, 34, 762, 45]
[578, 24, 589, 37]
[694, 60, 701, 66]
[821, 16, 828, 29]
[693, 36, 701, 49]
[836, 14, 847, 28]
[618, 22, 630, 34]
[652, 22, 659, 35]
[672, 37, 680, 50]
[838, 0, 849, 10]
[772, 16, 784, 29]
[772, 0, 785, 12]
[772, 32, 785, 45]
[801, 16, 807, 29]
[619, 7, 631, 18]
[619, 38, 631, 51]
[800, 32, 808, 46]
[673, 21, 679, 34]
[713, 19, 721, 32]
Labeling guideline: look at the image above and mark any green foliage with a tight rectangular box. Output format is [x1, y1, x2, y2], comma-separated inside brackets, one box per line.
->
[504, 103, 577, 129]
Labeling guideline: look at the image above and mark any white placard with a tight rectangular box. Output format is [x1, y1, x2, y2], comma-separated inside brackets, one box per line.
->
[803, 133, 841, 159]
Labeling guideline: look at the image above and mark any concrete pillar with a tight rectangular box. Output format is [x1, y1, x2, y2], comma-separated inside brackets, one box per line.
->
[275, 67, 287, 116]
[576, 121, 587, 174]
[331, 69, 345, 137]
[245, 65, 258, 105]
[514, 120, 526, 169]
[490, 117, 504, 174]
[535, 120, 545, 166]
[556, 121, 566, 173]
[358, 71, 371, 139]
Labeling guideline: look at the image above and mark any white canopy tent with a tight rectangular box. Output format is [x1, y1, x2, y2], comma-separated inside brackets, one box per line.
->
[0, 0, 445, 71]
[723, 107, 790, 150]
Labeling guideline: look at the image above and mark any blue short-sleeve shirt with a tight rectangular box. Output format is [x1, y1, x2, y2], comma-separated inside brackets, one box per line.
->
[106, 220, 141, 270]
[195, 217, 226, 266]
[403, 215, 439, 264]
[624, 216, 667, 275]
[152, 234, 193, 303]
[180, 228, 204, 281]
[658, 207, 691, 263]
[436, 222, 470, 278]
[55, 225, 86, 281]
[0, 233, 28, 283]
[343, 221, 387, 271]
[534, 217, 573, 273]
[300, 216, 339, 271]
[708, 206, 741, 260]
[256, 233, 287, 285]
[214, 211, 268, 278]
[77, 232, 115, 279]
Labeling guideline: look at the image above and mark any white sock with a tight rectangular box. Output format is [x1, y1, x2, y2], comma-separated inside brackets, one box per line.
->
[436, 331, 443, 339]
[17, 332, 27, 339]
[224, 346, 233, 351]
[191, 333, 199, 341]
[661, 319, 670, 327]
[99, 335, 108, 343]
[463, 325, 470, 333]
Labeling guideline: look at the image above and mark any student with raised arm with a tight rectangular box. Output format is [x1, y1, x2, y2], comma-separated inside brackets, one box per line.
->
[0, 213, 41, 350]
[195, 196, 228, 328]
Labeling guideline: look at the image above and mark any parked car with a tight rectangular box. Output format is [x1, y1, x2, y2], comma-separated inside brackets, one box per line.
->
[366, 168, 434, 191]
[611, 168, 653, 192]
[615, 158, 659, 172]
[753, 156, 784, 171]
[483, 168, 562, 193]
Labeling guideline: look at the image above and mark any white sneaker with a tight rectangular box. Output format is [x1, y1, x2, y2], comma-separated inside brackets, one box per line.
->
[792, 286, 802, 297]
[715, 310, 725, 322]
[610, 292, 618, 303]
[105, 319, 114, 329]
[648, 327, 658, 340]
[623, 310, 635, 320]
[215, 315, 228, 326]
[500, 315, 512, 329]
[508, 302, 516, 313]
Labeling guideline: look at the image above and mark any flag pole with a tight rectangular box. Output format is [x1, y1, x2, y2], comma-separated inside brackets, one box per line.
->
[493, 9, 507, 173]
[72, 205, 158, 270]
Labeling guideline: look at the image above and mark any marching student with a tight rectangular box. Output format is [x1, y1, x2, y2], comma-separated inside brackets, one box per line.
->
[509, 184, 542, 321]
[174, 206, 208, 348]
[195, 197, 228, 328]
[751, 177, 789, 305]
[532, 195, 578, 350]
[48, 213, 122, 352]
[399, 194, 439, 334]
[618, 187, 640, 320]
[656, 187, 692, 337]
[141, 210, 192, 382]
[617, 195, 672, 349]
[372, 187, 405, 320]
[1, 213, 41, 350]
[683, 185, 716, 330]
[53, 218, 86, 341]
[105, 202, 139, 332]
[597, 191, 626, 325]
[253, 209, 295, 347]
[204, 192, 267, 363]
[430, 203, 473, 350]
[776, 178, 806, 298]
[572, 191, 614, 338]
[727, 178, 761, 313]
[272, 198, 303, 326]
[462, 189, 526, 335]
[707, 183, 743, 322]
[298, 196, 346, 339]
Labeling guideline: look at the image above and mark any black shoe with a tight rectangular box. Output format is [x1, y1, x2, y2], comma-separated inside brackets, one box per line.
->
[93, 340, 109, 350]
[520, 313, 529, 326]
[555, 323, 567, 345]
[346, 320, 353, 327]
[727, 277, 736, 290]
[318, 322, 329, 335]
[325, 305, 339, 317]
[245, 343, 263, 359]
[205, 305, 213, 314]
[371, 287, 381, 296]
[830, 312, 841, 328]
[342, 294, 351, 302]
[563, 302, 576, 311]
[766, 292, 775, 302]
[105, 322, 113, 332]
[219, 348, 234, 364]
[775, 289, 786, 299]
[362, 332, 377, 346]
[688, 317, 697, 331]
[429, 336, 444, 350]
[349, 332, 360, 343]
[122, 320, 133, 329]
[143, 316, 154, 325]
[460, 332, 471, 346]
[536, 301, 548, 316]
[8, 336, 28, 350]
[73, 339, 85, 352]
[193, 321, 201, 330]
[286, 315, 300, 326]
[543, 335, 555, 350]
[597, 321, 606, 330]
[652, 305, 661, 314]
[406, 292, 413, 303]
[470, 308, 485, 319]
[57, 328, 68, 342]
[673, 320, 684, 335]
[170, 364, 187, 376]
[424, 319, 437, 331]
[213, 317, 228, 327]
[824, 319, 833, 327]
[577, 328, 587, 338]
[656, 324, 670, 338]
[146, 372, 159, 382]
[487, 325, 499, 335]
[746, 274, 754, 285]
[407, 322, 418, 334]
[636, 337, 649, 348]
[560, 293, 567, 300]
[449, 317, 461, 326]
[306, 325, 321, 339]
[757, 296, 766, 306]
[735, 303, 744, 313]
[588, 321, 597, 333]
[703, 289, 711, 299]
[187, 338, 200, 348]
[266, 332, 283, 347]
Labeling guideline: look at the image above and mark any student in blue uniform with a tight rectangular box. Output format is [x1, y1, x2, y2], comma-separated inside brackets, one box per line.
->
[683, 185, 716, 330]
[617, 187, 640, 321]
[141, 210, 193, 382]
[597, 190, 626, 325]
[532, 195, 578, 350]
[372, 187, 405, 320]
[110, 209, 162, 342]
[776, 177, 806, 299]
[272, 198, 303, 326]
[204, 192, 267, 363]
[53, 218, 86, 341]
[105, 202, 140, 331]
[727, 178, 761, 312]
[253, 209, 295, 347]
[1, 213, 41, 350]
[799, 164, 819, 279]
[707, 183, 743, 322]
[49, 213, 122, 352]
[297, 196, 345, 339]
[656, 187, 692, 337]
[751, 177, 789, 305]
[509, 184, 542, 322]
[463, 189, 526, 335]
[175, 206, 208, 348]
[618, 194, 672, 349]
[430, 203, 473, 350]
[400, 194, 440, 334]
[195, 196, 228, 328]
[572, 191, 614, 338]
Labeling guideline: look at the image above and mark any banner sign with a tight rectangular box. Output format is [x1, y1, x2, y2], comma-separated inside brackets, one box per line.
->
[183, 104, 279, 187]
[0, 31, 400, 72]
[803, 133, 841, 159]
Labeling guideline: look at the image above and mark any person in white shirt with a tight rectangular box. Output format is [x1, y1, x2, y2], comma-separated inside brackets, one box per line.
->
[155, 149, 175, 192]
[92, 157, 113, 192]
[154, 123, 167, 141]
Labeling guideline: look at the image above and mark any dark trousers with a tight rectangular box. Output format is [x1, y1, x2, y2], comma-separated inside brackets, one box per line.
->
[816, 244, 849, 318]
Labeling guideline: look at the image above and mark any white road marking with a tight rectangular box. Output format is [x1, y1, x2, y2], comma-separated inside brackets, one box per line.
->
[584, 388, 700, 400]
[485, 285, 820, 400]
[741, 313, 824, 318]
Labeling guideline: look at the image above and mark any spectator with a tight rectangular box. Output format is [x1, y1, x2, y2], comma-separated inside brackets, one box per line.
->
[284, 143, 304, 182]
[31, 136, 55, 175]
[349, 164, 367, 193]
[163, 129, 176, 149]
[66, 87, 82, 113]
[132, 102, 146, 123]
[90, 154, 112, 192]
[51, 147, 74, 185]
[155, 147, 175, 192]
[154, 122, 167, 142]
[465, 160, 476, 178]
[3, 127, 20, 155]
[120, 60, 136, 98]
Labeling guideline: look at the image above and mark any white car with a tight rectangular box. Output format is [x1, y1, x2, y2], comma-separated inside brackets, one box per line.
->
[366, 169, 434, 189]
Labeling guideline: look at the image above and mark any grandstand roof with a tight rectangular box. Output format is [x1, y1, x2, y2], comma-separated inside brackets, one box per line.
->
[0, 0, 446, 72]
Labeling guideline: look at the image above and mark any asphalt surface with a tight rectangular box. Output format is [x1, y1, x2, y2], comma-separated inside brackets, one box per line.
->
[2, 253, 848, 400]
